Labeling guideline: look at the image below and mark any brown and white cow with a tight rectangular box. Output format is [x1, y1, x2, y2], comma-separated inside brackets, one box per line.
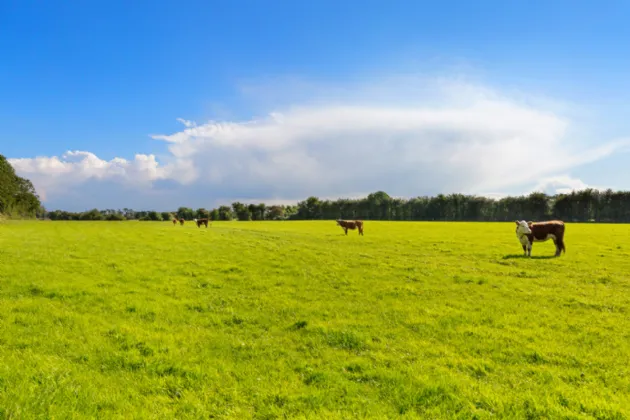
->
[336, 219, 364, 236]
[515, 220, 566, 257]
[194, 218, 209, 228]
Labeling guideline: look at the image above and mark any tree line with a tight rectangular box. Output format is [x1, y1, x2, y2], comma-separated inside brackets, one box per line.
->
[0, 154, 42, 218]
[45, 204, 298, 221]
[43, 189, 630, 223]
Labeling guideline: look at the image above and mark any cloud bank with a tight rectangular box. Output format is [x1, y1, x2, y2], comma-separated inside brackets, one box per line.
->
[9, 78, 630, 210]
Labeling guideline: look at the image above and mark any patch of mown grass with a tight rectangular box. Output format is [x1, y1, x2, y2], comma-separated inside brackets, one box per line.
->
[0, 220, 629, 418]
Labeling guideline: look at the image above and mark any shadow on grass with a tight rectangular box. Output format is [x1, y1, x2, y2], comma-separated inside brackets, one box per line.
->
[502, 254, 557, 260]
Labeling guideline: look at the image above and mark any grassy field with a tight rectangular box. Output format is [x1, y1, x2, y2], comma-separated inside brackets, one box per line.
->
[0, 220, 629, 419]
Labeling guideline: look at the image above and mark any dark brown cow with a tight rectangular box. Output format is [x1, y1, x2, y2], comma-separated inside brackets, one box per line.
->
[515, 220, 566, 257]
[336, 219, 364, 236]
[179, 218, 185, 226]
[172, 218, 177, 225]
[194, 218, 209, 228]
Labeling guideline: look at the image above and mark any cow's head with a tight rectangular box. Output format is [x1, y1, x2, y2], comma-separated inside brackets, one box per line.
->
[336, 219, 343, 226]
[515, 220, 532, 236]
[193, 218, 197, 223]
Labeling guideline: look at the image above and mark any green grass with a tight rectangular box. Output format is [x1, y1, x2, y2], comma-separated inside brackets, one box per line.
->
[1, 220, 629, 419]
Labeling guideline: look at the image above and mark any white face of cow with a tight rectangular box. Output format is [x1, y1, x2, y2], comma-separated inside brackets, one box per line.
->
[515, 220, 532, 236]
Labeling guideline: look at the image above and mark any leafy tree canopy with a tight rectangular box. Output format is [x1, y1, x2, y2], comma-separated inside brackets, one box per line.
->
[0, 154, 42, 218]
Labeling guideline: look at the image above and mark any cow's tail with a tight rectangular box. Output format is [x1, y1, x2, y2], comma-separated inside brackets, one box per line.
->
[559, 223, 566, 253]
[558, 238, 566, 254]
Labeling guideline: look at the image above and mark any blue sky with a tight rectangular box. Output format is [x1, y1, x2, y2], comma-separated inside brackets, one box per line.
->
[3, 0, 630, 210]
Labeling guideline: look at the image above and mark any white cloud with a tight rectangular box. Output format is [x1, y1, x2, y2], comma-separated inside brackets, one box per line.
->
[175, 118, 197, 128]
[8, 151, 196, 205]
[8, 77, 630, 210]
[530, 175, 608, 195]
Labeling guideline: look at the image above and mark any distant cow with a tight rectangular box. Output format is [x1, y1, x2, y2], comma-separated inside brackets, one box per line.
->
[515, 220, 566, 257]
[194, 218, 209, 228]
[336, 219, 364, 236]
[179, 218, 185, 226]
[172, 218, 177, 225]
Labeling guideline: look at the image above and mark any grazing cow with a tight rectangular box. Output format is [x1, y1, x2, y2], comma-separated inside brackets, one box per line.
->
[172, 218, 177, 225]
[336, 219, 364, 236]
[179, 218, 185, 226]
[515, 220, 566, 257]
[194, 218, 209, 228]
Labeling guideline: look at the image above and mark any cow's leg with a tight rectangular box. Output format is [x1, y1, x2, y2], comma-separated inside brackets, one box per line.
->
[522, 244, 527, 255]
[553, 239, 562, 257]
[527, 244, 532, 257]
[344, 227, 348, 235]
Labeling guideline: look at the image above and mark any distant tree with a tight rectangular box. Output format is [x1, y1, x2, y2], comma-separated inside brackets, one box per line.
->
[161, 212, 172, 221]
[146, 211, 162, 221]
[248, 204, 259, 220]
[218, 205, 233, 221]
[294, 196, 322, 219]
[36, 205, 47, 219]
[177, 207, 194, 220]
[232, 202, 251, 221]
[195, 208, 209, 219]
[0, 154, 41, 218]
[284, 205, 298, 219]
[597, 189, 615, 222]
[106, 213, 126, 221]
[366, 191, 392, 220]
[80, 209, 104, 220]
[266, 205, 285, 220]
